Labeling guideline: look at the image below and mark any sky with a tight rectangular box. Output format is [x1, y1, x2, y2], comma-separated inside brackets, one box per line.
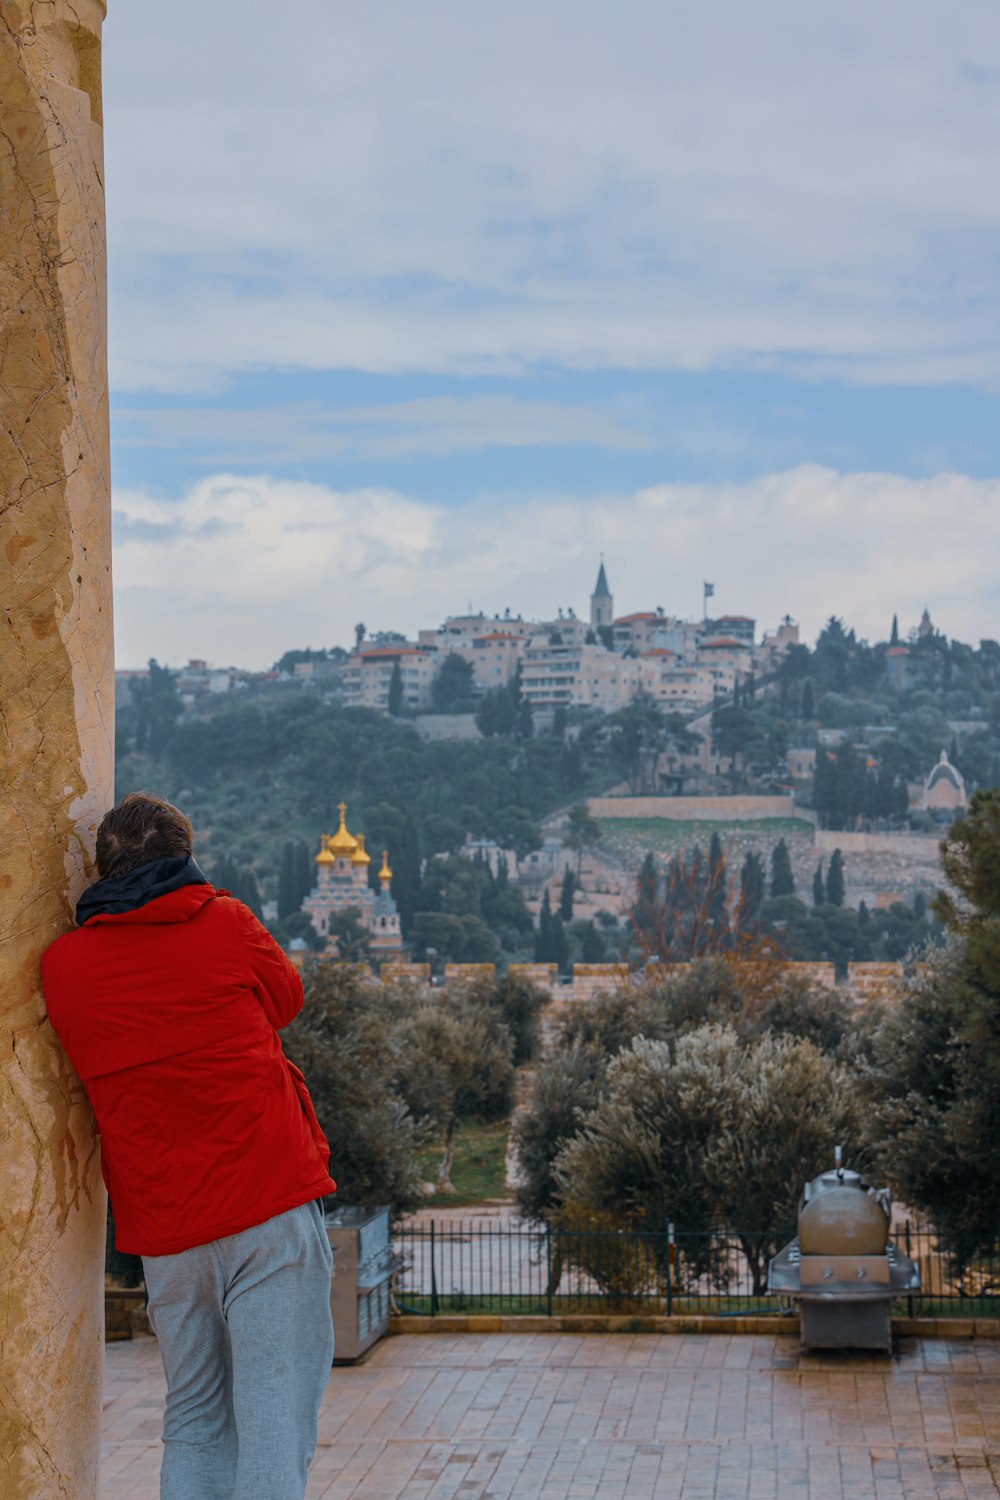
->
[104, 2, 1000, 668]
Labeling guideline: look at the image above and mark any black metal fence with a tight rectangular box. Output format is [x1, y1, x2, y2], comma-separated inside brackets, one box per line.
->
[392, 1218, 1000, 1318]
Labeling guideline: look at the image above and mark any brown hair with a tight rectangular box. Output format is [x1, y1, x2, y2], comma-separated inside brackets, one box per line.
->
[95, 792, 194, 880]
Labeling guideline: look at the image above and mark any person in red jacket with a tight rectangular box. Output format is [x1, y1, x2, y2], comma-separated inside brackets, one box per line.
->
[43, 792, 335, 1500]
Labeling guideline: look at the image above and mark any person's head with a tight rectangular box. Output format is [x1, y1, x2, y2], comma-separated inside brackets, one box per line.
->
[95, 792, 194, 881]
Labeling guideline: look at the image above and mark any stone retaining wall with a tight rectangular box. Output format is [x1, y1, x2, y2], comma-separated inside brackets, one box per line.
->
[814, 830, 942, 861]
[589, 795, 798, 821]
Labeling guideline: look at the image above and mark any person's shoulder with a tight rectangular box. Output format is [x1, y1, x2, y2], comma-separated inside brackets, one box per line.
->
[200, 891, 260, 934]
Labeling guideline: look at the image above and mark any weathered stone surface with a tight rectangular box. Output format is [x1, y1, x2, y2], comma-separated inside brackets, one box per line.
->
[1, 2, 111, 1495]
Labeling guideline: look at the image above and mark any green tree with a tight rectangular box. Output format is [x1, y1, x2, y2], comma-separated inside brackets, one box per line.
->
[327, 907, 374, 963]
[387, 660, 404, 716]
[769, 838, 795, 898]
[392, 813, 422, 933]
[512, 1043, 605, 1220]
[431, 654, 476, 713]
[711, 705, 758, 760]
[581, 920, 606, 963]
[563, 802, 600, 875]
[278, 839, 313, 919]
[812, 861, 825, 907]
[461, 972, 545, 1067]
[210, 854, 263, 919]
[534, 887, 554, 962]
[559, 867, 576, 922]
[632, 852, 660, 939]
[128, 659, 183, 753]
[708, 833, 729, 926]
[801, 680, 815, 721]
[398, 997, 514, 1192]
[271, 910, 324, 951]
[475, 685, 517, 737]
[826, 848, 846, 907]
[550, 913, 570, 975]
[738, 851, 766, 925]
[282, 964, 425, 1215]
[865, 943, 1000, 1264]
[554, 1026, 859, 1291]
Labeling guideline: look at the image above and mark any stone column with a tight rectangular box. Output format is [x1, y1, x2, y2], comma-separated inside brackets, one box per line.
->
[0, 3, 112, 1496]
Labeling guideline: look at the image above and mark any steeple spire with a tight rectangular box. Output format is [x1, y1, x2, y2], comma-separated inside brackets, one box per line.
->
[590, 557, 614, 631]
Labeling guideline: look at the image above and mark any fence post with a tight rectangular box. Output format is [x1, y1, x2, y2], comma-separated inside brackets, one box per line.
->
[666, 1221, 675, 1316]
[429, 1219, 438, 1318]
[905, 1220, 913, 1318]
[546, 1223, 553, 1319]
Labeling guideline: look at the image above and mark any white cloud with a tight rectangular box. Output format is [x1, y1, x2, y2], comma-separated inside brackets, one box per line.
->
[103, 2, 1000, 391]
[112, 466, 1000, 669]
[114, 396, 650, 463]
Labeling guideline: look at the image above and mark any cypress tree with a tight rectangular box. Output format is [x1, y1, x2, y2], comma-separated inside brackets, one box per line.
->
[241, 869, 264, 920]
[279, 838, 314, 918]
[278, 841, 299, 919]
[550, 913, 570, 975]
[802, 680, 815, 721]
[581, 920, 605, 962]
[392, 813, 422, 934]
[534, 888, 554, 962]
[826, 848, 846, 907]
[769, 838, 795, 897]
[388, 660, 404, 716]
[813, 861, 826, 907]
[739, 851, 766, 923]
[559, 867, 576, 922]
[634, 852, 659, 936]
[708, 833, 728, 923]
[295, 839, 313, 906]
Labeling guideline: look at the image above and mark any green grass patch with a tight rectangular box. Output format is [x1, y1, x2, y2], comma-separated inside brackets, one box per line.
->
[597, 816, 814, 855]
[396, 1294, 783, 1316]
[417, 1119, 511, 1207]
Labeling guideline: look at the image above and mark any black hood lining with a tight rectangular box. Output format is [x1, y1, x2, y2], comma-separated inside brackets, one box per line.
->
[76, 855, 211, 926]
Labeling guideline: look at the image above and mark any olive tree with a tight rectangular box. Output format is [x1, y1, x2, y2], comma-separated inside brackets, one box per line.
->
[554, 1025, 860, 1291]
[282, 962, 425, 1216]
[396, 996, 514, 1192]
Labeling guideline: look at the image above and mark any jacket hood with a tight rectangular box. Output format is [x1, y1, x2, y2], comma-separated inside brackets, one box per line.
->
[76, 855, 212, 926]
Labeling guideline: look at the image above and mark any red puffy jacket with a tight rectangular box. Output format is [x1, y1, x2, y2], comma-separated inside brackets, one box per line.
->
[42, 882, 335, 1256]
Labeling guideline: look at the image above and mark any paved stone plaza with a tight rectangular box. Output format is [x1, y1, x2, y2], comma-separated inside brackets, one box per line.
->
[101, 1332, 1000, 1499]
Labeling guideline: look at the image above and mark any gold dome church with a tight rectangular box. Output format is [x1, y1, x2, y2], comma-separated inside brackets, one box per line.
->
[301, 803, 405, 960]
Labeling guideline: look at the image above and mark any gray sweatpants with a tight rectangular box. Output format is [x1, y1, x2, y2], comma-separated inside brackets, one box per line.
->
[142, 1200, 335, 1500]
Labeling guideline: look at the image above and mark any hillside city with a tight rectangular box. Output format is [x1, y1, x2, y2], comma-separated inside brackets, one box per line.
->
[112, 560, 1000, 991]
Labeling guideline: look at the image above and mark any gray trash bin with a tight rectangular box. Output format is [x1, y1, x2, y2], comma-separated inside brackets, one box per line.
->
[325, 1205, 401, 1363]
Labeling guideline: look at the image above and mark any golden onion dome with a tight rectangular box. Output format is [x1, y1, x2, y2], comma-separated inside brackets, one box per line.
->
[315, 833, 336, 865]
[327, 801, 358, 857]
[378, 850, 393, 883]
[352, 833, 372, 866]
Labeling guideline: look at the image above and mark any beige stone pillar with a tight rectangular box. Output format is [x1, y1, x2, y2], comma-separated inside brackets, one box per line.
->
[1, 3, 112, 1496]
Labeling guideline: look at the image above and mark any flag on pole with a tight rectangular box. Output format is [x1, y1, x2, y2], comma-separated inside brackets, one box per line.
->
[704, 582, 715, 598]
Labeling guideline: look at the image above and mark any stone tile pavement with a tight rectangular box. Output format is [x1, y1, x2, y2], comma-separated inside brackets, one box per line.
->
[102, 1332, 1000, 1499]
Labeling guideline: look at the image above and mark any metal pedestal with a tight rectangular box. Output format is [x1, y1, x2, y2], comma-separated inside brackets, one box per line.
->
[325, 1205, 401, 1363]
[799, 1299, 892, 1352]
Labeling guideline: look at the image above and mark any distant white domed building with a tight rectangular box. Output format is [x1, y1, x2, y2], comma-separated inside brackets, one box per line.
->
[301, 802, 405, 959]
[922, 750, 967, 818]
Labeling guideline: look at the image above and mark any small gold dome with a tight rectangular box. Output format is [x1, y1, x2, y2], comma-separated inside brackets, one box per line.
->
[315, 833, 336, 865]
[327, 801, 358, 857]
[352, 833, 372, 866]
[378, 850, 393, 883]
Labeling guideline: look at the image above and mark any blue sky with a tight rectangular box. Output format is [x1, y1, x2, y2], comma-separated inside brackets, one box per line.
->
[104, 2, 1000, 668]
